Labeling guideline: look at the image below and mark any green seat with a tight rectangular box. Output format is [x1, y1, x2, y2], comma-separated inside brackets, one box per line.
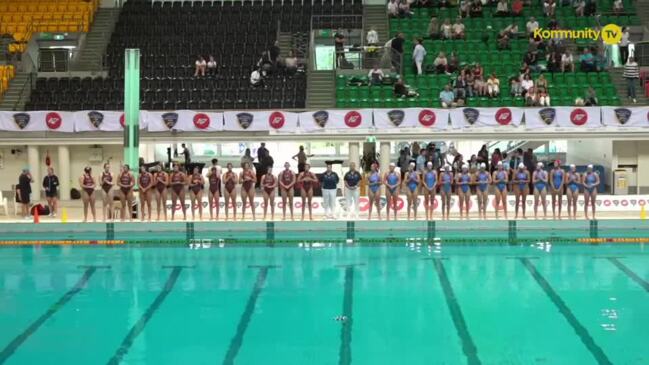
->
[336, 75, 347, 87]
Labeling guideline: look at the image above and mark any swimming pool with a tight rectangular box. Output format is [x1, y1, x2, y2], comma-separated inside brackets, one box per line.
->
[0, 242, 647, 365]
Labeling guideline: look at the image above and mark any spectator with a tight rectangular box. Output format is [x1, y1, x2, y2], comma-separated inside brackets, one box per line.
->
[394, 79, 419, 97]
[547, 51, 561, 72]
[580, 48, 596, 72]
[620, 27, 630, 65]
[412, 38, 427, 75]
[465, 69, 475, 97]
[440, 19, 452, 39]
[538, 87, 551, 106]
[43, 167, 59, 217]
[334, 29, 346, 67]
[439, 0, 450, 7]
[503, 23, 519, 38]
[526, 17, 539, 34]
[368, 65, 385, 85]
[574, 0, 585, 16]
[525, 86, 538, 106]
[613, 0, 624, 14]
[561, 51, 574, 72]
[367, 28, 379, 45]
[194, 55, 206, 77]
[487, 72, 500, 97]
[584, 86, 598, 106]
[292, 145, 313, 173]
[510, 76, 523, 96]
[207, 55, 217, 75]
[452, 18, 466, 39]
[519, 62, 531, 80]
[491, 148, 502, 172]
[390, 32, 405, 71]
[387, 0, 399, 17]
[535, 73, 548, 93]
[257, 51, 273, 74]
[398, 0, 413, 17]
[585, 0, 596, 15]
[428, 16, 440, 39]
[412, 142, 421, 158]
[448, 52, 460, 73]
[497, 32, 511, 50]
[495, 0, 509, 16]
[473, 63, 487, 95]
[433, 51, 449, 74]
[439, 84, 456, 108]
[477, 144, 489, 165]
[285, 50, 298, 74]
[453, 74, 468, 99]
[524, 50, 541, 72]
[418, 0, 432, 7]
[459, 0, 471, 17]
[470, 0, 483, 17]
[250, 68, 263, 87]
[241, 148, 254, 168]
[269, 41, 281, 64]
[512, 0, 524, 16]
[521, 74, 534, 95]
[623, 56, 639, 103]
[17, 168, 33, 219]
[543, 0, 555, 17]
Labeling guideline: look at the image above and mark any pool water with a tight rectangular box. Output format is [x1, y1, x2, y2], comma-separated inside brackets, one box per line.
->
[0, 243, 647, 365]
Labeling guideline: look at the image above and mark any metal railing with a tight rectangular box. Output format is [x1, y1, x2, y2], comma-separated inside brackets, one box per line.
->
[335, 45, 403, 72]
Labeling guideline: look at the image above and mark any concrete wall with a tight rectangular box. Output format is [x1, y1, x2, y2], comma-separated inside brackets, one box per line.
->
[612, 140, 649, 194]
[566, 139, 613, 188]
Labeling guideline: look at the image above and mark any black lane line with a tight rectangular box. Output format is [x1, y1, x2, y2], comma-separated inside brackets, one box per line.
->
[338, 266, 354, 365]
[222, 266, 270, 365]
[608, 257, 649, 292]
[519, 258, 613, 365]
[0, 266, 102, 364]
[432, 258, 482, 365]
[106, 266, 183, 365]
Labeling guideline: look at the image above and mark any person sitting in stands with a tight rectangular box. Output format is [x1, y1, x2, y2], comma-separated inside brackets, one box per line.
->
[285, 51, 298, 74]
[612, 0, 624, 14]
[440, 18, 452, 39]
[194, 55, 206, 77]
[512, 0, 524, 16]
[394, 79, 419, 98]
[561, 51, 574, 72]
[452, 18, 465, 39]
[453, 74, 467, 100]
[487, 73, 500, 97]
[398, 0, 413, 17]
[495, 0, 509, 16]
[574, 0, 585, 16]
[503, 23, 519, 38]
[387, 0, 399, 17]
[497, 32, 511, 50]
[584, 86, 598, 105]
[433, 52, 449, 74]
[207, 55, 218, 75]
[460, 0, 471, 17]
[439, 84, 456, 108]
[579, 48, 596, 72]
[470, 0, 483, 17]
[448, 52, 459, 73]
[543, 0, 556, 17]
[546, 51, 561, 72]
[525, 86, 538, 106]
[250, 68, 263, 87]
[428, 16, 440, 39]
[538, 87, 551, 106]
[510, 77, 523, 97]
[368, 65, 385, 85]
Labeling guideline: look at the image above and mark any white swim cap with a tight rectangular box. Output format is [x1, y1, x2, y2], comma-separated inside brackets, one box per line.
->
[389, 162, 396, 167]
[462, 164, 469, 170]
[427, 161, 433, 167]
[479, 163, 486, 169]
[537, 162, 543, 168]
[409, 162, 415, 167]
[587, 164, 593, 169]
[570, 164, 576, 169]
[518, 163, 525, 169]
[497, 161, 503, 166]
[444, 164, 451, 171]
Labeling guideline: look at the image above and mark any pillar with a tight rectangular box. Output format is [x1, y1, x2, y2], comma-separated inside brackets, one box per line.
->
[27, 145, 40, 200]
[58, 145, 71, 200]
[379, 141, 391, 194]
[124, 48, 141, 177]
[348, 142, 360, 167]
[140, 143, 155, 163]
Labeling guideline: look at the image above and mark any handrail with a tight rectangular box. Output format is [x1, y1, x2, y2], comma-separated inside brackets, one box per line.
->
[11, 71, 36, 111]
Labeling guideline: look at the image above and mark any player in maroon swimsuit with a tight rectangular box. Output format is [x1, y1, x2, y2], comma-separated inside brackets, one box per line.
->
[207, 166, 221, 220]
[297, 163, 317, 221]
[169, 163, 187, 221]
[79, 166, 97, 222]
[261, 168, 277, 220]
[138, 165, 154, 221]
[278, 162, 296, 220]
[222, 163, 238, 220]
[188, 166, 205, 221]
[240, 162, 256, 220]
[116, 164, 135, 222]
[100, 163, 114, 221]
[154, 165, 168, 221]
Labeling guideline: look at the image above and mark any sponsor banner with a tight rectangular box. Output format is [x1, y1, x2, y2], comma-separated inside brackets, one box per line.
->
[146, 110, 224, 132]
[162, 194, 648, 215]
[298, 109, 373, 132]
[527, 107, 601, 129]
[0, 111, 75, 132]
[450, 107, 524, 128]
[73, 111, 149, 132]
[223, 110, 298, 132]
[373, 108, 449, 130]
[601, 106, 649, 127]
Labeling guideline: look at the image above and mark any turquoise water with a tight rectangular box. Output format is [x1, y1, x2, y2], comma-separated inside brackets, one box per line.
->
[0, 243, 647, 365]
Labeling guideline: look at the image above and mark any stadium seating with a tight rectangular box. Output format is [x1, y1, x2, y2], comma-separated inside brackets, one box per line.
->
[337, 2, 638, 108]
[0, 65, 16, 99]
[0, 0, 98, 53]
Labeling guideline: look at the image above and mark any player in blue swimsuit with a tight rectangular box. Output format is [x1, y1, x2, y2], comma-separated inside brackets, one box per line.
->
[367, 162, 382, 220]
[566, 164, 581, 220]
[403, 163, 420, 220]
[422, 162, 438, 220]
[532, 162, 548, 219]
[455, 164, 472, 219]
[549, 160, 565, 219]
[582, 164, 600, 220]
[513, 163, 530, 219]
[384, 163, 401, 221]
[474, 163, 491, 219]
[439, 165, 454, 220]
[491, 161, 509, 219]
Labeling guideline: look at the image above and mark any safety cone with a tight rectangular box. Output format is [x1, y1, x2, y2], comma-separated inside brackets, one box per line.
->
[61, 208, 68, 224]
[33, 207, 39, 224]
[641, 205, 646, 220]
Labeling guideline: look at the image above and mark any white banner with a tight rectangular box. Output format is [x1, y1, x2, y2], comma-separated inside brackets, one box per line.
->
[373, 108, 449, 130]
[526, 107, 601, 129]
[0, 111, 75, 132]
[601, 107, 649, 127]
[163, 194, 649, 215]
[450, 107, 524, 128]
[146, 110, 224, 132]
[223, 110, 298, 132]
[73, 111, 149, 132]
[298, 109, 373, 132]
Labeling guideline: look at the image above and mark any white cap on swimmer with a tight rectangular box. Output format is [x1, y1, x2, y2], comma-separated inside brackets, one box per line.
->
[409, 162, 415, 167]
[479, 163, 486, 169]
[462, 164, 469, 170]
[587, 164, 593, 169]
[427, 161, 433, 167]
[537, 162, 543, 168]
[518, 162, 525, 169]
[444, 164, 451, 171]
[570, 164, 576, 169]
[497, 161, 503, 166]
[389, 162, 396, 167]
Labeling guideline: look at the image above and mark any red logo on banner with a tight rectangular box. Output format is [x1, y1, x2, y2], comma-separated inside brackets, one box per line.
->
[119, 114, 126, 128]
[45, 112, 62, 130]
[495, 108, 512, 125]
[269, 111, 285, 129]
[344, 111, 362, 128]
[418, 109, 436, 127]
[193, 113, 210, 129]
[570, 108, 588, 126]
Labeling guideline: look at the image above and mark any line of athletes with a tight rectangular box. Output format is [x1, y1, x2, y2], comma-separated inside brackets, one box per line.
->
[76, 159, 600, 222]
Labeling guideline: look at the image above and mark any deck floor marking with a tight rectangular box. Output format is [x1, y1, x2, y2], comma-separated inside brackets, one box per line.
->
[607, 257, 649, 292]
[519, 258, 613, 365]
[106, 266, 183, 365]
[0, 266, 100, 364]
[338, 266, 354, 365]
[222, 266, 271, 365]
[432, 258, 482, 365]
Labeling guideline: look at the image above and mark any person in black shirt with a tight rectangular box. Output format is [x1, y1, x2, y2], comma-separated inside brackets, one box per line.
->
[390, 33, 405, 71]
[181, 143, 191, 167]
[343, 162, 362, 219]
[320, 163, 340, 219]
[17, 168, 33, 219]
[42, 167, 60, 217]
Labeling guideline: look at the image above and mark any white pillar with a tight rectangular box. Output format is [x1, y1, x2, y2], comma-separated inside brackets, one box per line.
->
[141, 143, 155, 163]
[348, 142, 360, 167]
[58, 145, 71, 200]
[379, 141, 391, 171]
[27, 145, 40, 201]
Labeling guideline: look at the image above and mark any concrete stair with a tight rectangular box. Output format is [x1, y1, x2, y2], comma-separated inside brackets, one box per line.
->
[609, 67, 649, 105]
[278, 32, 293, 58]
[363, 5, 390, 45]
[0, 73, 31, 111]
[306, 70, 335, 109]
[71, 8, 121, 72]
